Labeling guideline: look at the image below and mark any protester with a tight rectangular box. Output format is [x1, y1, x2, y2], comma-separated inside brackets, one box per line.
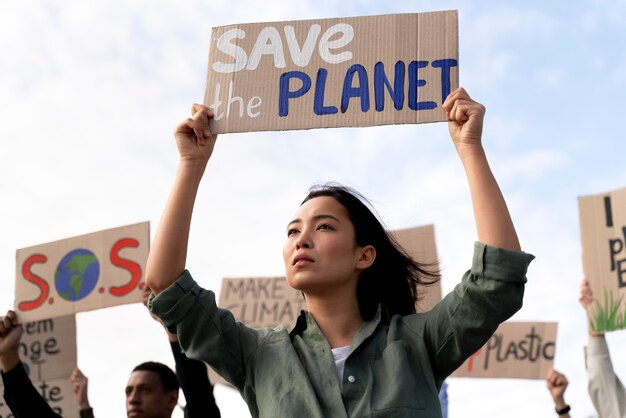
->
[546, 368, 571, 417]
[146, 87, 534, 417]
[0, 308, 220, 418]
[580, 278, 626, 418]
[143, 286, 221, 418]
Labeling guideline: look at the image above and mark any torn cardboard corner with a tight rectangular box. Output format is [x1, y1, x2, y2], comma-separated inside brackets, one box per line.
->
[203, 10, 459, 134]
[579, 186, 626, 333]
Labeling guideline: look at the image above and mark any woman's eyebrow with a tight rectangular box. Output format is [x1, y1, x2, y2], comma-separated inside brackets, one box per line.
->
[287, 214, 341, 229]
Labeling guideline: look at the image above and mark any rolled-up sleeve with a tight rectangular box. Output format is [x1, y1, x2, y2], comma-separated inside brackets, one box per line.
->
[149, 270, 264, 390]
[425, 242, 534, 379]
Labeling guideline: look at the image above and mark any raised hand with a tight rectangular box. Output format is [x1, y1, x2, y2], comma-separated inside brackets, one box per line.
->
[0, 310, 23, 372]
[70, 368, 91, 410]
[174, 104, 218, 163]
[579, 278, 594, 308]
[546, 369, 570, 416]
[442, 87, 486, 151]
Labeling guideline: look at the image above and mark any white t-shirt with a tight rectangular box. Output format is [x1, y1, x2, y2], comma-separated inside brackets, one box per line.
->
[331, 345, 351, 387]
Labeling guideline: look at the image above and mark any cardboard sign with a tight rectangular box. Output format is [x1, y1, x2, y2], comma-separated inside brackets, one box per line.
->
[452, 322, 557, 380]
[579, 187, 626, 333]
[0, 315, 79, 418]
[15, 222, 150, 321]
[391, 224, 441, 313]
[220, 276, 306, 328]
[203, 11, 459, 133]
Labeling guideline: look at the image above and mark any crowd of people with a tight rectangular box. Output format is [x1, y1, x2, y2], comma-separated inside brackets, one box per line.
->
[1, 88, 624, 417]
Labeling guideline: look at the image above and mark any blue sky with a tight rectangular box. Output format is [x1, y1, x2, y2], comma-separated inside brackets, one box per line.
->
[1, 1, 626, 417]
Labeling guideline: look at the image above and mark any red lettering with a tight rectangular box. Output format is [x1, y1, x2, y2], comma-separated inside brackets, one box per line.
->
[18, 254, 49, 311]
[467, 347, 482, 372]
[109, 238, 142, 297]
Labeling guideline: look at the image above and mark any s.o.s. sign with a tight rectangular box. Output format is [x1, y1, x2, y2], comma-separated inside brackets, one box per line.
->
[15, 222, 149, 321]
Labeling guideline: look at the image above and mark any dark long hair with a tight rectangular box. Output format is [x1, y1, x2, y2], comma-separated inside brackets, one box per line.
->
[302, 183, 441, 321]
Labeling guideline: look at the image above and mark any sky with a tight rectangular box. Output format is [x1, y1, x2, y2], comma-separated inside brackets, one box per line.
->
[1, 0, 626, 417]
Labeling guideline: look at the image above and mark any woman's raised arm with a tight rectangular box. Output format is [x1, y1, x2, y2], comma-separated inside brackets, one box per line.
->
[443, 88, 520, 251]
[145, 104, 217, 294]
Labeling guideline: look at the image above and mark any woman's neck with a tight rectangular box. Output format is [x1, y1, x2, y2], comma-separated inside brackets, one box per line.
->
[305, 294, 363, 349]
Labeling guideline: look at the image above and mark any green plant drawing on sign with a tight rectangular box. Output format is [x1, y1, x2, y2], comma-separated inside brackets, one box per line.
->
[589, 288, 626, 333]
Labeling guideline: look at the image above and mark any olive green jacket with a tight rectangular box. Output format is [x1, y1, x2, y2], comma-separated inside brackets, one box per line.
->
[150, 242, 534, 418]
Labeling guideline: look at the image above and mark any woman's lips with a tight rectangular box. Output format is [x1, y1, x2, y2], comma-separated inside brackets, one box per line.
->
[293, 254, 314, 265]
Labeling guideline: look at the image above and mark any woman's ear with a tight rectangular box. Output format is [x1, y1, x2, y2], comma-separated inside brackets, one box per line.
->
[356, 245, 376, 270]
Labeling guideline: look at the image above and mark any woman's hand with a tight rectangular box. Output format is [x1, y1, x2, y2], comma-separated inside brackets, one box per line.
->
[442, 87, 486, 152]
[174, 104, 218, 163]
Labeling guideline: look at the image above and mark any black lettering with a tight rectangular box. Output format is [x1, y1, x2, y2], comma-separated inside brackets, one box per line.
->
[48, 385, 62, 402]
[30, 340, 42, 362]
[605, 196, 614, 227]
[24, 319, 54, 335]
[543, 342, 555, 360]
[483, 334, 501, 369]
[609, 238, 624, 271]
[259, 302, 279, 323]
[257, 279, 271, 299]
[504, 341, 518, 360]
[278, 301, 294, 323]
[517, 339, 528, 360]
[618, 258, 626, 288]
[44, 338, 60, 356]
[272, 278, 284, 299]
[224, 281, 245, 299]
[526, 327, 541, 362]
[244, 280, 258, 299]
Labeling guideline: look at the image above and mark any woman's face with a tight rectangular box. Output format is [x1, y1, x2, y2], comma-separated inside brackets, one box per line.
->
[283, 196, 370, 296]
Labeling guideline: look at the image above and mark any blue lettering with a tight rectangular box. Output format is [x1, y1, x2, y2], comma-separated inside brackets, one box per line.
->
[374, 61, 405, 111]
[408, 61, 436, 111]
[279, 71, 312, 117]
[340, 64, 370, 113]
[432, 59, 458, 103]
[313, 68, 338, 115]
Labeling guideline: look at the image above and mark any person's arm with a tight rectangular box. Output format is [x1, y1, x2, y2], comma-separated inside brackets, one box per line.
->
[145, 104, 217, 295]
[143, 284, 221, 418]
[170, 341, 221, 418]
[580, 278, 626, 417]
[70, 368, 95, 417]
[442, 87, 520, 251]
[579, 278, 605, 338]
[421, 89, 533, 381]
[0, 310, 62, 418]
[546, 369, 571, 418]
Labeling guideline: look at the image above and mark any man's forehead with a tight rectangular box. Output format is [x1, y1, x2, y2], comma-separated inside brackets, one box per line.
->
[127, 370, 163, 388]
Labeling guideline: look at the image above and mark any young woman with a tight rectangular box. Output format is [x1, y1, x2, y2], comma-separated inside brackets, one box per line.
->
[146, 88, 534, 418]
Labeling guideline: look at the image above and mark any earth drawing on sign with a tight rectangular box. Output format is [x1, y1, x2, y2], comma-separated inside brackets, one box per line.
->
[54, 249, 100, 301]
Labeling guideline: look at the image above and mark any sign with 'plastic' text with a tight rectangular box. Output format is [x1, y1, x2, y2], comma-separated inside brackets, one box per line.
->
[452, 321, 557, 379]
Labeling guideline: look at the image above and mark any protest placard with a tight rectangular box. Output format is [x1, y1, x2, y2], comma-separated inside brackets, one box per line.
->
[391, 224, 441, 312]
[204, 11, 458, 133]
[452, 321, 557, 380]
[579, 186, 626, 333]
[0, 315, 79, 418]
[15, 222, 149, 321]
